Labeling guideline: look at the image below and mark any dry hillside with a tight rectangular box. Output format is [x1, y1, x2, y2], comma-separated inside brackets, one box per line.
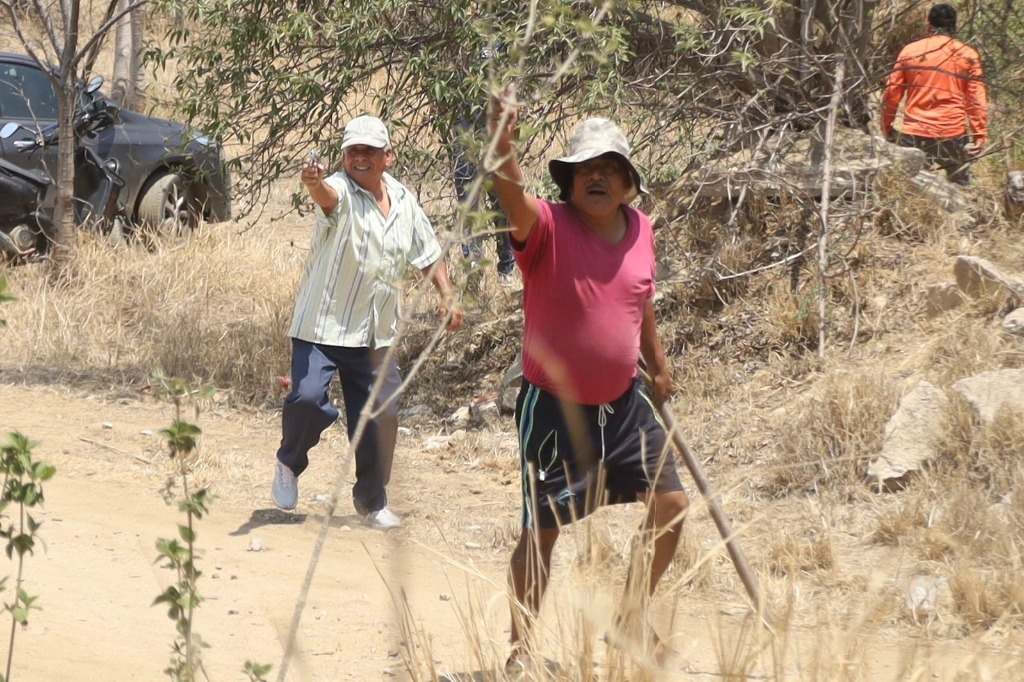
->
[3, 143, 1024, 678]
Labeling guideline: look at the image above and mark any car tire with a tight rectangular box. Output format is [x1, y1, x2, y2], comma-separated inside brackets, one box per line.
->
[137, 172, 194, 237]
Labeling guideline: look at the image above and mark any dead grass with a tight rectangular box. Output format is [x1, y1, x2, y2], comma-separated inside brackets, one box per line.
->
[765, 370, 899, 497]
[1, 211, 302, 405]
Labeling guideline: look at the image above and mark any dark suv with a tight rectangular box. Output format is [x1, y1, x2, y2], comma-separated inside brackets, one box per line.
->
[0, 51, 230, 229]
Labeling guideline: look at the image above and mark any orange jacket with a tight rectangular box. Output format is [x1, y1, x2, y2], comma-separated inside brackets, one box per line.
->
[882, 35, 988, 146]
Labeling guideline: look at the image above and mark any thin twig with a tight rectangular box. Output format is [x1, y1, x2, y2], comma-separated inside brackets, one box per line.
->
[818, 57, 845, 361]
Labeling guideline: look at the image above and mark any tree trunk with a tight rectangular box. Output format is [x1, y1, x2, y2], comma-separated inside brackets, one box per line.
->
[772, 0, 876, 126]
[111, 0, 135, 108]
[840, 0, 879, 129]
[130, 7, 144, 109]
[47, 81, 79, 283]
[46, 0, 81, 283]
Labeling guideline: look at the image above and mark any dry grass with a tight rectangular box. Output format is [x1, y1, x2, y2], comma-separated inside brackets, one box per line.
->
[765, 370, 899, 497]
[2, 219, 302, 405]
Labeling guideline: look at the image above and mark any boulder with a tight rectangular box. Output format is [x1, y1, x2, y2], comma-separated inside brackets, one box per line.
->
[951, 369, 1024, 423]
[674, 128, 926, 203]
[953, 255, 1024, 301]
[925, 283, 962, 315]
[911, 170, 973, 214]
[1005, 170, 1024, 222]
[867, 381, 948, 489]
[499, 352, 523, 415]
[1002, 308, 1024, 337]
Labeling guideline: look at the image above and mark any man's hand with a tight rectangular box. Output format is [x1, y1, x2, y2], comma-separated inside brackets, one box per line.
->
[301, 152, 339, 212]
[488, 84, 519, 153]
[964, 141, 983, 158]
[442, 299, 464, 332]
[301, 152, 325, 188]
[649, 368, 674, 409]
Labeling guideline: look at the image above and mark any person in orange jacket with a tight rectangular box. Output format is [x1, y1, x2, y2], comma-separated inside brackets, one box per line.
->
[881, 3, 988, 186]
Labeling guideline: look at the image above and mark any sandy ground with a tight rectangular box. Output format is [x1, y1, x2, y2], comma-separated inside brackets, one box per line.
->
[3, 381, 520, 681]
[2, 381, 1023, 681]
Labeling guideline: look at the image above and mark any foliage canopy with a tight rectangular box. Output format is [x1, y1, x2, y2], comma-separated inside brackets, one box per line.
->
[147, 0, 1024, 218]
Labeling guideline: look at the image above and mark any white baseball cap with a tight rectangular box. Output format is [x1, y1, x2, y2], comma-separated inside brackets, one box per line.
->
[341, 115, 391, 150]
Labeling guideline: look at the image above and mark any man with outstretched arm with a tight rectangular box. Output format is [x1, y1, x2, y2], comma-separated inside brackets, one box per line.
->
[271, 115, 463, 530]
[488, 90, 690, 673]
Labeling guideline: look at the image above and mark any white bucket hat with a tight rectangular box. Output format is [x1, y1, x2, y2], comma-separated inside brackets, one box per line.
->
[548, 118, 646, 201]
[341, 115, 391, 150]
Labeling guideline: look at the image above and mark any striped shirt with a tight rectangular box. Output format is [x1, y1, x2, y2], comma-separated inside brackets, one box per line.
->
[288, 171, 442, 349]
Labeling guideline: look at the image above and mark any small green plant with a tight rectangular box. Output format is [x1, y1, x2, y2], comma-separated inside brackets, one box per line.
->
[0, 432, 56, 682]
[242, 660, 272, 681]
[148, 371, 270, 681]
[0, 276, 12, 327]
[151, 372, 212, 681]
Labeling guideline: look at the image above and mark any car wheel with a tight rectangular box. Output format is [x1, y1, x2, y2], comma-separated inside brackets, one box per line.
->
[137, 172, 195, 237]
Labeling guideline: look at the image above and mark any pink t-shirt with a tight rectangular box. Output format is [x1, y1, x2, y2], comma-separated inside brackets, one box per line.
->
[515, 200, 656, 405]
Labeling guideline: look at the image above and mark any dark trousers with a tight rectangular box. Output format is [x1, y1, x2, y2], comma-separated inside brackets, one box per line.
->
[897, 133, 972, 186]
[276, 338, 401, 514]
[453, 125, 515, 276]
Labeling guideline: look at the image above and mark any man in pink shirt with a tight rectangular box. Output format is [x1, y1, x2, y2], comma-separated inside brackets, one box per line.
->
[489, 92, 690, 673]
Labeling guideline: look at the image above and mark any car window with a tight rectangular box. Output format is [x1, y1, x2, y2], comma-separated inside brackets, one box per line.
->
[0, 63, 58, 121]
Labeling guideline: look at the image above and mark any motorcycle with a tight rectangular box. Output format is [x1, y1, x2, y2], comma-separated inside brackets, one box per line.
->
[0, 75, 125, 260]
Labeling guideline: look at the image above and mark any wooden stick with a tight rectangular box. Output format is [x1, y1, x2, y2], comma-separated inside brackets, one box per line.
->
[657, 403, 763, 611]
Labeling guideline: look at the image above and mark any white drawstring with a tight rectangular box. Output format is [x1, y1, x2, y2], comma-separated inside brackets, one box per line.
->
[598, 403, 614, 461]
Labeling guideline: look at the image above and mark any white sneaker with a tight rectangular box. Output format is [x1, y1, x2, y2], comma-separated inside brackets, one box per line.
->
[271, 461, 298, 510]
[363, 506, 401, 530]
[498, 271, 522, 290]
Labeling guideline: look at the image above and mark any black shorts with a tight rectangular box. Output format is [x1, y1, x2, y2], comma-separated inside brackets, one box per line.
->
[514, 377, 685, 529]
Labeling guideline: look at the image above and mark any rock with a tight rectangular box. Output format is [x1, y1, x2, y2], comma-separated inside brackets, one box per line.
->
[910, 171, 973, 215]
[401, 404, 431, 418]
[471, 398, 499, 422]
[925, 283, 962, 315]
[953, 255, 1024, 301]
[1005, 170, 1024, 222]
[499, 353, 523, 415]
[449, 406, 472, 427]
[904, 575, 948, 620]
[247, 538, 264, 552]
[952, 369, 1024, 423]
[500, 385, 519, 415]
[1002, 308, 1024, 337]
[675, 128, 927, 202]
[421, 435, 452, 451]
[501, 352, 523, 389]
[867, 381, 948, 489]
